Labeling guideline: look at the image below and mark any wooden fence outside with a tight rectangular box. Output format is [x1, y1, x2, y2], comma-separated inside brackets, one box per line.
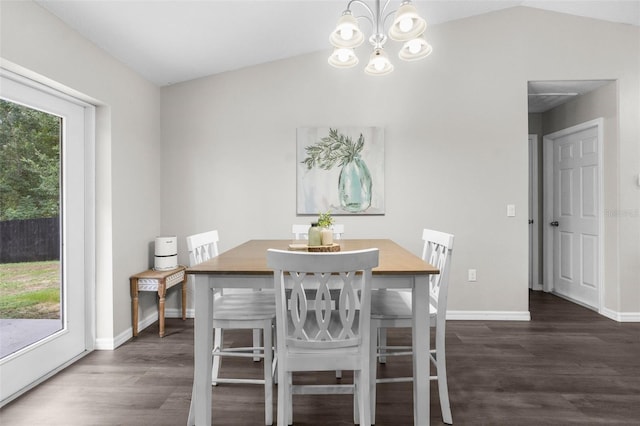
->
[0, 217, 60, 263]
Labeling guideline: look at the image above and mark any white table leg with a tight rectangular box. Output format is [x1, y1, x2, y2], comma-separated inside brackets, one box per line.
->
[193, 274, 214, 426]
[412, 275, 430, 425]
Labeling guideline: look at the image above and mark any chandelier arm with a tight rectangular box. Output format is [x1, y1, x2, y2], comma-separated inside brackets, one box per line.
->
[382, 9, 396, 28]
[347, 0, 375, 20]
[355, 14, 375, 30]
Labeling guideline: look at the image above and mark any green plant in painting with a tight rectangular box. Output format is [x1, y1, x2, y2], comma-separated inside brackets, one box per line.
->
[301, 128, 364, 170]
[301, 128, 372, 213]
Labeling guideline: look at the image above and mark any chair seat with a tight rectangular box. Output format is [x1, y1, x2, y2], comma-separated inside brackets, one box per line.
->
[285, 311, 362, 350]
[371, 289, 435, 319]
[213, 291, 276, 320]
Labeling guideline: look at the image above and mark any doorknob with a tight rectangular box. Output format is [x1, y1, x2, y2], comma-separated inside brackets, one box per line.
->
[550, 221, 559, 227]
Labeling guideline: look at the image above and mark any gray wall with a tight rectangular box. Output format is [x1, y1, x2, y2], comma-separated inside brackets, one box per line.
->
[2, 3, 638, 347]
[160, 7, 639, 319]
[1, 1, 162, 347]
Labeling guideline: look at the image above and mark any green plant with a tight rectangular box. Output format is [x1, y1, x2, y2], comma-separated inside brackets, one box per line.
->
[317, 211, 334, 228]
[301, 128, 364, 171]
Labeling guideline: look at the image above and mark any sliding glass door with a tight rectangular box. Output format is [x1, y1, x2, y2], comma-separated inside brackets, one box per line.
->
[0, 72, 94, 405]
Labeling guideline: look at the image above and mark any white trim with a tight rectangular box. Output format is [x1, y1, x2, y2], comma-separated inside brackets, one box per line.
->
[165, 308, 195, 318]
[600, 308, 640, 323]
[543, 118, 605, 312]
[96, 309, 195, 350]
[528, 134, 542, 291]
[447, 310, 531, 321]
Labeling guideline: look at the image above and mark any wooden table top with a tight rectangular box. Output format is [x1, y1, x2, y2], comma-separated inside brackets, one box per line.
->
[187, 239, 438, 276]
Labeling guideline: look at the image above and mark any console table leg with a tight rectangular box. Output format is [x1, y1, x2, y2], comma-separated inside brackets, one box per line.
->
[131, 278, 139, 337]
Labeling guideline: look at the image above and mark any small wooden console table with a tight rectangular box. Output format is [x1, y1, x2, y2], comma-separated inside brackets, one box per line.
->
[130, 266, 187, 337]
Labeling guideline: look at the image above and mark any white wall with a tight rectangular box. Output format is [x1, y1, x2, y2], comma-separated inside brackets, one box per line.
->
[161, 6, 639, 319]
[1, 1, 162, 347]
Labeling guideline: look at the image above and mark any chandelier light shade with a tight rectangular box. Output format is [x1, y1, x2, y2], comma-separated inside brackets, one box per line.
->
[364, 48, 394, 75]
[329, 47, 360, 68]
[398, 36, 433, 61]
[388, 3, 427, 41]
[329, 11, 365, 49]
[328, 0, 432, 75]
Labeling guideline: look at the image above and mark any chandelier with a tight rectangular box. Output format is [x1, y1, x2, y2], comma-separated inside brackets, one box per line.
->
[328, 0, 432, 75]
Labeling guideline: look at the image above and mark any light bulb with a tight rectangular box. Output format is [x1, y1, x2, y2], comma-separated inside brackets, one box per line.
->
[337, 49, 350, 62]
[407, 39, 421, 54]
[373, 58, 385, 71]
[340, 27, 354, 41]
[399, 17, 413, 33]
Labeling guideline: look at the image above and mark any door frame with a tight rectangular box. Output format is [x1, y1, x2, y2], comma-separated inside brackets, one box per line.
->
[528, 134, 541, 291]
[542, 118, 604, 312]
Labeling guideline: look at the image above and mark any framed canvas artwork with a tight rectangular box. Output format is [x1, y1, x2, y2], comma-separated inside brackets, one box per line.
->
[297, 127, 384, 215]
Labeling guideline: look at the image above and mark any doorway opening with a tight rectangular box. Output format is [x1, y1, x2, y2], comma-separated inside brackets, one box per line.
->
[527, 79, 614, 314]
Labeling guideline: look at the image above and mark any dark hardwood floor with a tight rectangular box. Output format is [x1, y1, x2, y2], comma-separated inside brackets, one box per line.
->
[1, 291, 639, 425]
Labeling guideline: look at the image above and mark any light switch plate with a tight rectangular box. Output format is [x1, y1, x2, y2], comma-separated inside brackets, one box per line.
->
[507, 204, 516, 217]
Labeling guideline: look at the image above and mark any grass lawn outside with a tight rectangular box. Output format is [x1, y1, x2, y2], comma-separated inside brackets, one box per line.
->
[0, 261, 60, 319]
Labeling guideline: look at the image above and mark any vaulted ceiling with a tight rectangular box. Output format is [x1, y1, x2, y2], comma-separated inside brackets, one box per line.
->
[36, 1, 639, 87]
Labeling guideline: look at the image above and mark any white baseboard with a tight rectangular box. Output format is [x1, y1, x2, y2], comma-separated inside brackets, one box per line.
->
[447, 310, 531, 321]
[165, 307, 195, 318]
[95, 308, 197, 350]
[600, 307, 640, 322]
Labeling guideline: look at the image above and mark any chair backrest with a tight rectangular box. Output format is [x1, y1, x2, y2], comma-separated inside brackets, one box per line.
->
[331, 224, 345, 240]
[421, 229, 454, 316]
[267, 248, 379, 350]
[291, 224, 310, 240]
[291, 224, 345, 240]
[186, 230, 220, 267]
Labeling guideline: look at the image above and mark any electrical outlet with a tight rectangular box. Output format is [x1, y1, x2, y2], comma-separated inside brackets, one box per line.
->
[468, 269, 477, 282]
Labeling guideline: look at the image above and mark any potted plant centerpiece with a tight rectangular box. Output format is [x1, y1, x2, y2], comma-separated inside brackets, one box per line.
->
[317, 211, 334, 246]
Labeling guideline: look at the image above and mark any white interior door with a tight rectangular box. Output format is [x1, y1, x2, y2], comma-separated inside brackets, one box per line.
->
[544, 120, 602, 310]
[0, 71, 94, 405]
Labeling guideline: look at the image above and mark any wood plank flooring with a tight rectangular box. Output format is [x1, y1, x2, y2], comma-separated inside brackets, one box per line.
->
[1, 291, 639, 425]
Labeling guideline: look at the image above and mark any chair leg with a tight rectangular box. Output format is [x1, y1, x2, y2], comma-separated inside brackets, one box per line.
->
[186, 382, 195, 426]
[263, 324, 273, 425]
[353, 370, 359, 424]
[271, 325, 278, 385]
[253, 328, 262, 362]
[435, 323, 452, 424]
[378, 328, 387, 364]
[211, 327, 223, 386]
[370, 322, 378, 424]
[436, 341, 453, 425]
[276, 366, 287, 426]
[287, 372, 293, 425]
[355, 367, 371, 426]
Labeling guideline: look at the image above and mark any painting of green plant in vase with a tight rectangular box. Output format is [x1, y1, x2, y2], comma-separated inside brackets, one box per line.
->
[297, 127, 384, 215]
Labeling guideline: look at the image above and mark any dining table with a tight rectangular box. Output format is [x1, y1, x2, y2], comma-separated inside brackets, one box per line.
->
[187, 239, 439, 425]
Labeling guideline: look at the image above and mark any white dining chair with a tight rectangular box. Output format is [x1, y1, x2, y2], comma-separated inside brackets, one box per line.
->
[369, 229, 455, 424]
[267, 248, 379, 426]
[291, 223, 347, 378]
[291, 223, 345, 240]
[186, 230, 276, 425]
